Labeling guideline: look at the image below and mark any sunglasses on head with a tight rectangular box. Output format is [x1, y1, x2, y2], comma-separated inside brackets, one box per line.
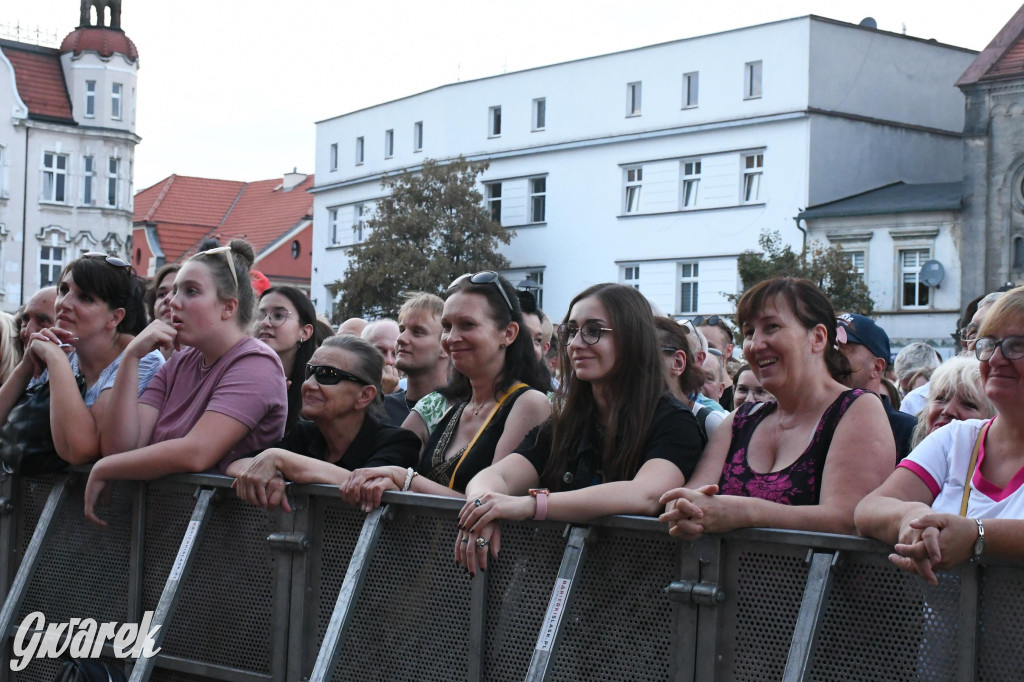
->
[193, 245, 238, 289]
[690, 315, 722, 328]
[304, 363, 370, 386]
[82, 251, 131, 272]
[448, 271, 514, 312]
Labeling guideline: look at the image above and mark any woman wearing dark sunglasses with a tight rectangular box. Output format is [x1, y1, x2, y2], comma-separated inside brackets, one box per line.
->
[342, 271, 551, 510]
[0, 253, 161, 470]
[228, 335, 420, 509]
[455, 283, 704, 575]
[83, 240, 288, 525]
[857, 286, 1024, 584]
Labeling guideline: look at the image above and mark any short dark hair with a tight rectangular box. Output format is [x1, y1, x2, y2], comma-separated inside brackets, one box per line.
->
[654, 316, 706, 394]
[261, 286, 320, 430]
[59, 257, 147, 335]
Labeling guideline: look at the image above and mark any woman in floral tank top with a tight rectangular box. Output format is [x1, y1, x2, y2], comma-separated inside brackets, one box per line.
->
[660, 278, 896, 538]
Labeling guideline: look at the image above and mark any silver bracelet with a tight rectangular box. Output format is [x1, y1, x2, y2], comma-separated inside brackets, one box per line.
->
[402, 467, 417, 492]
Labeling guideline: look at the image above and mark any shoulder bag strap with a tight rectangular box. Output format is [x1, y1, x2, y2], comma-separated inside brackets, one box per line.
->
[447, 382, 529, 488]
[960, 420, 992, 517]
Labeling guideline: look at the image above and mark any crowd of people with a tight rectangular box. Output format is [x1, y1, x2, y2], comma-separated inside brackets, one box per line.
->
[0, 240, 1021, 584]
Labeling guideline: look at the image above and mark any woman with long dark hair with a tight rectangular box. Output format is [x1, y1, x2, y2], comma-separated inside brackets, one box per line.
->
[454, 284, 704, 574]
[255, 286, 320, 431]
[342, 271, 551, 508]
[660, 277, 894, 539]
[0, 254, 163, 467]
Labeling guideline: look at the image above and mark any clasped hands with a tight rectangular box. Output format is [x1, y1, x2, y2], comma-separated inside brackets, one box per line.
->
[658, 484, 727, 539]
[890, 513, 978, 585]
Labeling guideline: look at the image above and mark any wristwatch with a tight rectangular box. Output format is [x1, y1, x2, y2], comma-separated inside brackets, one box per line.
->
[972, 518, 986, 559]
[529, 488, 550, 521]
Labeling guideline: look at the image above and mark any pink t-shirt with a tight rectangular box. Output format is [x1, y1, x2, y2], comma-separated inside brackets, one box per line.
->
[140, 336, 287, 474]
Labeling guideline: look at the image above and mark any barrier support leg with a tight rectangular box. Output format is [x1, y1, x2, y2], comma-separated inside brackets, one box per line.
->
[308, 505, 386, 682]
[782, 550, 840, 682]
[0, 476, 68, 642]
[468, 557, 488, 681]
[524, 526, 592, 682]
[956, 562, 979, 681]
[128, 486, 217, 682]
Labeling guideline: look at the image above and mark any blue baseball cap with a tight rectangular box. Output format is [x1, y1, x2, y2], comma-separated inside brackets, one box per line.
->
[836, 313, 891, 362]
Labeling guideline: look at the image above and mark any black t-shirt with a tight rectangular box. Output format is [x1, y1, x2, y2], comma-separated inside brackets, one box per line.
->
[268, 414, 420, 471]
[383, 389, 413, 427]
[514, 395, 705, 490]
[882, 395, 916, 460]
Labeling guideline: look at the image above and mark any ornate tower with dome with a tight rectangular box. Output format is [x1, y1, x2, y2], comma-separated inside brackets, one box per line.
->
[0, 0, 140, 309]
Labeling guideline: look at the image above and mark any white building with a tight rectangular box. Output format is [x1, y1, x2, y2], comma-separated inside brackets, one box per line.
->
[0, 0, 139, 310]
[311, 16, 975, 323]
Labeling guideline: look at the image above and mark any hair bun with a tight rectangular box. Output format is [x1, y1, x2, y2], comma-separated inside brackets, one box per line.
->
[228, 238, 256, 269]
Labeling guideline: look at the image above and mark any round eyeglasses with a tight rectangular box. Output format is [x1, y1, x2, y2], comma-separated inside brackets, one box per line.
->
[556, 322, 613, 346]
[258, 308, 294, 328]
[974, 335, 1024, 362]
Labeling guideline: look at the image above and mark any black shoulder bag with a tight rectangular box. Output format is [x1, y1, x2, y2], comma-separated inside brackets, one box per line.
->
[0, 374, 87, 476]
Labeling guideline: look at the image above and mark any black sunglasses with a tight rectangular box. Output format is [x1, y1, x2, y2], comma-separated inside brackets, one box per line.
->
[448, 271, 514, 312]
[690, 315, 721, 328]
[304, 363, 370, 386]
[83, 251, 131, 272]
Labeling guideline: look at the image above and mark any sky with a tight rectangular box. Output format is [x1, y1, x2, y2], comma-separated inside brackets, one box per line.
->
[8, 0, 1024, 190]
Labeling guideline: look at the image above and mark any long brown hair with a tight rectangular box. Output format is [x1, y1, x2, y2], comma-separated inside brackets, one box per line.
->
[541, 284, 666, 489]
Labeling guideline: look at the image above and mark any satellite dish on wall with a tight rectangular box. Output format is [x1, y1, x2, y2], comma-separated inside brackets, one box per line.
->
[859, 17, 878, 29]
[920, 260, 945, 287]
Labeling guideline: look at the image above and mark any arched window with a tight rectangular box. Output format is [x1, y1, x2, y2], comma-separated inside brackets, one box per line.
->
[291, 240, 301, 259]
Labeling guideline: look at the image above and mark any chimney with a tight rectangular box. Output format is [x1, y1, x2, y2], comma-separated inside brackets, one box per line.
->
[282, 167, 306, 192]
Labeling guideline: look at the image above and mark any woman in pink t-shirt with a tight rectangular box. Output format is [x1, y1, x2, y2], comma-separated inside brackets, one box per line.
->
[84, 240, 287, 525]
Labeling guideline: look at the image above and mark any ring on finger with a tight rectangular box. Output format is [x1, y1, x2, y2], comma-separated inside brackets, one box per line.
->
[473, 498, 483, 508]
[460, 537, 470, 544]
[475, 537, 489, 549]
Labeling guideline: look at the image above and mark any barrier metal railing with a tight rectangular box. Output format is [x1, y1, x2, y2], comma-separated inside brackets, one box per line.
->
[0, 469, 1018, 681]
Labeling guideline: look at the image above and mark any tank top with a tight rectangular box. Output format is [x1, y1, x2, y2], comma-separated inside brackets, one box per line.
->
[718, 389, 868, 506]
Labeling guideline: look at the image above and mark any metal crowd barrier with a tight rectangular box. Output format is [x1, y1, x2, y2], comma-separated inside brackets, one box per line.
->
[0, 469, 1018, 681]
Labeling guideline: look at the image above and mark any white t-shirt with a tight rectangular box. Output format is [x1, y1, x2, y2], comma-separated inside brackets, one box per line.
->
[899, 418, 1024, 519]
[899, 382, 929, 417]
[691, 401, 725, 440]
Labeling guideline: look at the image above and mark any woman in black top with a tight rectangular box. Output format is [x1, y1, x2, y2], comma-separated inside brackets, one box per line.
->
[342, 272, 551, 510]
[456, 284, 704, 574]
[229, 335, 419, 510]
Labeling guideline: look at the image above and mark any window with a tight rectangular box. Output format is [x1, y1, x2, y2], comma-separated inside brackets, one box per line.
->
[329, 208, 339, 245]
[529, 177, 546, 223]
[508, 269, 545, 308]
[1014, 236, 1024, 270]
[683, 72, 699, 108]
[291, 240, 301, 259]
[0, 145, 7, 199]
[622, 265, 641, 290]
[85, 81, 96, 117]
[848, 250, 866, 279]
[742, 153, 763, 203]
[624, 167, 643, 214]
[353, 203, 368, 243]
[681, 160, 701, 208]
[111, 83, 123, 120]
[384, 129, 394, 158]
[900, 248, 931, 308]
[329, 143, 338, 171]
[355, 137, 364, 165]
[413, 121, 423, 152]
[107, 157, 120, 207]
[679, 262, 699, 314]
[42, 152, 68, 203]
[82, 155, 95, 205]
[626, 82, 642, 116]
[744, 61, 762, 99]
[485, 182, 502, 223]
[39, 246, 65, 287]
[532, 98, 546, 130]
[489, 106, 502, 137]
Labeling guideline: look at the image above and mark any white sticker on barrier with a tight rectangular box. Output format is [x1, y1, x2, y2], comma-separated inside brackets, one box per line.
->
[169, 520, 200, 582]
[537, 578, 571, 651]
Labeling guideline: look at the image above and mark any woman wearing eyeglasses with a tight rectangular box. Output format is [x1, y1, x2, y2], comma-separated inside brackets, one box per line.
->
[228, 335, 419, 509]
[455, 284, 704, 575]
[83, 240, 288, 525]
[254, 286, 321, 432]
[0, 254, 162, 469]
[341, 271, 551, 510]
[856, 286, 1024, 584]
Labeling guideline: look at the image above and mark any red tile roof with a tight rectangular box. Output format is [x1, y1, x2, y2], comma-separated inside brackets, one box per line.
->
[133, 173, 313, 262]
[59, 28, 138, 61]
[957, 5, 1024, 86]
[1, 41, 74, 123]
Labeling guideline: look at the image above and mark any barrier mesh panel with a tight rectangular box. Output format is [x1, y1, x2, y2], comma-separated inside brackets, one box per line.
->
[551, 528, 677, 681]
[717, 542, 809, 680]
[15, 475, 61, 557]
[810, 556, 961, 681]
[330, 507, 471, 682]
[978, 566, 1024, 680]
[142, 485, 277, 674]
[484, 523, 566, 682]
[312, 498, 367, 649]
[149, 670, 213, 682]
[14, 657, 125, 682]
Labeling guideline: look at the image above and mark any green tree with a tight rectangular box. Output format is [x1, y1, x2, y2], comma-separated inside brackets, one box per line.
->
[733, 230, 874, 315]
[333, 157, 512, 320]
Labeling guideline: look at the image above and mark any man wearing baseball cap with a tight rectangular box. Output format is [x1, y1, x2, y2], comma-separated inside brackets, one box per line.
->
[836, 313, 916, 459]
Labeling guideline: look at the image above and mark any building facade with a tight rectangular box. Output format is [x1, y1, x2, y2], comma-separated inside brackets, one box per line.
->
[0, 0, 139, 310]
[311, 16, 975, 322]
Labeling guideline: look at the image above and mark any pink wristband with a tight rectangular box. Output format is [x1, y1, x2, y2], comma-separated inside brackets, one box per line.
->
[530, 488, 549, 521]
